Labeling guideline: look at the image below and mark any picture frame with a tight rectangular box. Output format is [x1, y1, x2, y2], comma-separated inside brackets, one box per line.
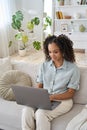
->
[61, 24, 68, 32]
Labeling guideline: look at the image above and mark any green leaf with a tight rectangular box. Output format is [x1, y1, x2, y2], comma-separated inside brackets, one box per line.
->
[15, 33, 22, 40]
[8, 41, 13, 47]
[27, 21, 34, 30]
[15, 20, 21, 29]
[11, 23, 18, 30]
[43, 24, 48, 30]
[16, 10, 24, 21]
[31, 17, 40, 25]
[34, 17, 40, 25]
[22, 35, 28, 43]
[45, 16, 52, 26]
[12, 15, 16, 22]
[11, 10, 24, 30]
[33, 41, 41, 50]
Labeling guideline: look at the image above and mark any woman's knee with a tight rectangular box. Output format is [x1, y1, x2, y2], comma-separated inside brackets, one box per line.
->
[35, 109, 45, 116]
[60, 99, 73, 112]
[22, 107, 35, 130]
[62, 99, 73, 107]
[35, 109, 46, 120]
[22, 107, 35, 118]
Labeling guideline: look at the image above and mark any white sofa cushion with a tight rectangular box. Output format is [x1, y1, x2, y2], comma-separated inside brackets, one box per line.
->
[0, 57, 12, 78]
[0, 70, 32, 100]
[73, 67, 87, 104]
[11, 60, 41, 87]
[0, 98, 24, 130]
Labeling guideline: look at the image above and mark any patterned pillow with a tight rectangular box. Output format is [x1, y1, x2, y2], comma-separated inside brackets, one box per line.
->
[0, 70, 32, 101]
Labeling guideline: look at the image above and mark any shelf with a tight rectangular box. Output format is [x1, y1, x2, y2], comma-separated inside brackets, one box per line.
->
[54, 31, 87, 35]
[55, 5, 87, 8]
[10, 49, 45, 63]
[55, 19, 87, 21]
[54, 32, 87, 41]
[54, 1, 87, 49]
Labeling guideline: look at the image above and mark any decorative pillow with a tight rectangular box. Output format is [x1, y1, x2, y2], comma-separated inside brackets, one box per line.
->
[0, 70, 32, 101]
[0, 57, 12, 78]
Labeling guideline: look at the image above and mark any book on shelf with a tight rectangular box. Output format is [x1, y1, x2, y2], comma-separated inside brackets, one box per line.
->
[56, 11, 63, 19]
[80, 0, 86, 4]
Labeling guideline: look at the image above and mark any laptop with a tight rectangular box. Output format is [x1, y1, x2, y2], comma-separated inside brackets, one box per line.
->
[12, 85, 61, 110]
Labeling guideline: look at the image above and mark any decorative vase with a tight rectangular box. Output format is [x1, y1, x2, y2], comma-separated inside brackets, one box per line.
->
[64, 0, 71, 5]
[58, 0, 64, 6]
[79, 24, 86, 32]
[19, 49, 26, 57]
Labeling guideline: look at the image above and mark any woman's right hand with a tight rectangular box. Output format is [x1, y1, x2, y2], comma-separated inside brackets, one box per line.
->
[37, 83, 43, 88]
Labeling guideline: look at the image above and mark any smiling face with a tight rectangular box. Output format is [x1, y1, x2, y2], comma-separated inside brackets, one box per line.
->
[48, 42, 63, 63]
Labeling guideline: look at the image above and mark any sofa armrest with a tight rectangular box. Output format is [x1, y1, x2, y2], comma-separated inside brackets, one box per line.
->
[73, 66, 87, 104]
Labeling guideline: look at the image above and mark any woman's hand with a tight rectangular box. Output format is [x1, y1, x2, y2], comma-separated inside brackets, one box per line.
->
[49, 94, 54, 101]
[37, 83, 43, 88]
[49, 88, 75, 101]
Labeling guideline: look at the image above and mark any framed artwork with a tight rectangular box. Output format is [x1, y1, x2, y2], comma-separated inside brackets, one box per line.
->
[61, 24, 68, 32]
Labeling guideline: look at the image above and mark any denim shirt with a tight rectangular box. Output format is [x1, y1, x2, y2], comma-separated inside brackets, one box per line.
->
[37, 60, 80, 94]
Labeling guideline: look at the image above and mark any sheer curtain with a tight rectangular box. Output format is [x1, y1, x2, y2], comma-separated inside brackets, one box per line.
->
[43, 0, 53, 39]
[0, 0, 16, 57]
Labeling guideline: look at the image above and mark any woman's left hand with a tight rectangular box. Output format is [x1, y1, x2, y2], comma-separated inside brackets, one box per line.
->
[49, 94, 54, 101]
[49, 88, 75, 101]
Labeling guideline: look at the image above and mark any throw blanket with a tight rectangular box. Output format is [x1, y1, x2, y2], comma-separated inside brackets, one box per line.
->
[66, 105, 87, 130]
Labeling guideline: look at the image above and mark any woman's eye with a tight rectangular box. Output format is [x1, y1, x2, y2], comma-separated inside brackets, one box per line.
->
[49, 51, 59, 54]
[54, 51, 58, 53]
[53, 51, 59, 54]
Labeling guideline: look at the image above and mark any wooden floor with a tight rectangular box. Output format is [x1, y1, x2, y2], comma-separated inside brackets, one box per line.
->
[11, 49, 87, 67]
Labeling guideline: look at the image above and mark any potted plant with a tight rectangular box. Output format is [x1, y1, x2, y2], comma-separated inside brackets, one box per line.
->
[9, 32, 29, 56]
[8, 10, 29, 56]
[57, 0, 64, 6]
[9, 10, 41, 53]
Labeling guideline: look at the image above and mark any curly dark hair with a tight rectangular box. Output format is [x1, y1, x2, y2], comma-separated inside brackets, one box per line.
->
[43, 34, 75, 62]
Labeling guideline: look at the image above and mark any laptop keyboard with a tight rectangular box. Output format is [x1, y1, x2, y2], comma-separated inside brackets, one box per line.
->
[51, 101, 61, 110]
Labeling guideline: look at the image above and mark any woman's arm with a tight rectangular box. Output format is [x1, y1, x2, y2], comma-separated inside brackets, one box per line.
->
[49, 88, 75, 101]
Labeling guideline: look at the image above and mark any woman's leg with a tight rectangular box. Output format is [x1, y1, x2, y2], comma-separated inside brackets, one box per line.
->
[35, 99, 73, 130]
[22, 106, 35, 130]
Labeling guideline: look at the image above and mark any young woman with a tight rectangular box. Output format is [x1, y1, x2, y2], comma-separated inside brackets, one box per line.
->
[22, 34, 80, 130]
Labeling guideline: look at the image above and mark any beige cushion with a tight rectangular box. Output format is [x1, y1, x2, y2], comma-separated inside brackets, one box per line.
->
[0, 57, 12, 78]
[0, 70, 32, 101]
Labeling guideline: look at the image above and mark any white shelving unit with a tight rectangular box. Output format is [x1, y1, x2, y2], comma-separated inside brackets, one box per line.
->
[53, 0, 87, 49]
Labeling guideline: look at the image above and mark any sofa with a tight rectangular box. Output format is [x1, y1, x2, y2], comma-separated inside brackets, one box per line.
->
[0, 57, 87, 130]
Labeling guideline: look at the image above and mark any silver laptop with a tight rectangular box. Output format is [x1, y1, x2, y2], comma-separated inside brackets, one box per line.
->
[12, 85, 53, 110]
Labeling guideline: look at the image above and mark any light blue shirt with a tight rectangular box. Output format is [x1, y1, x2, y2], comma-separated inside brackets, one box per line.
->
[37, 60, 80, 94]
